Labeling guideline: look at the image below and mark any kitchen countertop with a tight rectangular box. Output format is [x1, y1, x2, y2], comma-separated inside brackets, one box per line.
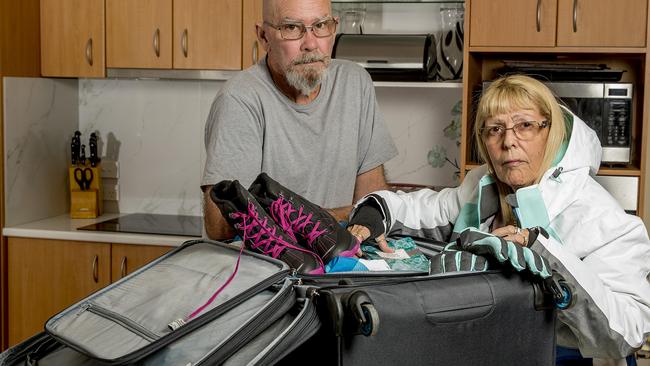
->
[3, 214, 202, 246]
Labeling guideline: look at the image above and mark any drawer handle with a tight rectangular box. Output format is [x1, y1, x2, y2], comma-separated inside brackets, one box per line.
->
[181, 29, 188, 58]
[85, 38, 94, 66]
[153, 28, 160, 57]
[536, 0, 542, 32]
[92, 255, 99, 283]
[252, 41, 259, 64]
[572, 0, 578, 32]
[120, 256, 127, 278]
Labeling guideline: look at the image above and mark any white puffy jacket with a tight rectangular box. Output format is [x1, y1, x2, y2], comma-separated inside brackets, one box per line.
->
[355, 110, 650, 363]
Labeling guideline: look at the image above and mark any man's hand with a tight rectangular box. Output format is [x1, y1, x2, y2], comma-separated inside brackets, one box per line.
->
[202, 186, 235, 240]
[456, 228, 551, 279]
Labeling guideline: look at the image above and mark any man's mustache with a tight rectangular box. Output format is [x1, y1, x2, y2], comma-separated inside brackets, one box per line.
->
[293, 54, 331, 65]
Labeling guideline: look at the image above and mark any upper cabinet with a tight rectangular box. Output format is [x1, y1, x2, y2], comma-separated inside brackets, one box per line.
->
[107, 0, 242, 70]
[470, 0, 557, 47]
[172, 0, 242, 70]
[43, 0, 256, 76]
[106, 0, 173, 69]
[470, 0, 647, 48]
[556, 0, 647, 47]
[40, 0, 105, 77]
[242, 0, 265, 69]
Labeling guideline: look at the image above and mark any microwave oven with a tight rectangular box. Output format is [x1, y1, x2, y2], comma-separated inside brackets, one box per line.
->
[482, 82, 633, 164]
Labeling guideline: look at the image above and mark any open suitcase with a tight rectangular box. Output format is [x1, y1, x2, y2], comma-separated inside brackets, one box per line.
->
[0, 238, 556, 366]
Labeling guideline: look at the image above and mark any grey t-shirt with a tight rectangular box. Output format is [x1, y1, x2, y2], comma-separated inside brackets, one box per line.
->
[202, 58, 397, 208]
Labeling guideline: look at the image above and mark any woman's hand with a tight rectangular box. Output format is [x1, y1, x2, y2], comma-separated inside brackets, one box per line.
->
[491, 225, 529, 247]
[347, 224, 394, 255]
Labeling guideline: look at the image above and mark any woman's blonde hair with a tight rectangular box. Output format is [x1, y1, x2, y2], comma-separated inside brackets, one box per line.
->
[473, 74, 567, 225]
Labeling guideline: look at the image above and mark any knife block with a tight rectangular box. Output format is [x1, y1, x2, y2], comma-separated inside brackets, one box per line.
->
[69, 164, 102, 219]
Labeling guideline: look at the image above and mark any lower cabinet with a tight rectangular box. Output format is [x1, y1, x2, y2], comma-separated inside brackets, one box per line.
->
[6, 237, 173, 347]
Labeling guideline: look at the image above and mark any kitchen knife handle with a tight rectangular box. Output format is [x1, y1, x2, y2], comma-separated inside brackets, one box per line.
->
[92, 255, 99, 283]
[120, 256, 127, 278]
[85, 38, 93, 67]
[181, 29, 188, 58]
[536, 0, 542, 32]
[572, 0, 578, 32]
[153, 28, 160, 57]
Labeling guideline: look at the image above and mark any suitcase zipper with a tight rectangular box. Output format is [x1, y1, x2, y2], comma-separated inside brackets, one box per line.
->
[78, 302, 160, 342]
[196, 280, 296, 365]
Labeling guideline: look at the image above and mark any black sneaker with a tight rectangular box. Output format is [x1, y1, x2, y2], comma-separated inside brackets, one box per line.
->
[210, 180, 324, 275]
[248, 173, 360, 264]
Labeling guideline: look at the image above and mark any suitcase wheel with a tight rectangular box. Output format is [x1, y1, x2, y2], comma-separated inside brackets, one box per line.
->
[359, 303, 379, 337]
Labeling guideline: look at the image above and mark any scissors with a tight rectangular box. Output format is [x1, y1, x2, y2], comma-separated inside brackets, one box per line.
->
[74, 167, 94, 190]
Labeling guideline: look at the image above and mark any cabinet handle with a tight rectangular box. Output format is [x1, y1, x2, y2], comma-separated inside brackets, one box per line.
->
[120, 256, 127, 278]
[252, 41, 259, 65]
[572, 0, 578, 32]
[92, 255, 99, 283]
[536, 0, 542, 32]
[153, 28, 160, 58]
[85, 38, 94, 66]
[181, 29, 188, 58]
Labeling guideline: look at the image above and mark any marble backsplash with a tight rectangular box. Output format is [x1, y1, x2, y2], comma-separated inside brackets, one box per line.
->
[4, 76, 461, 224]
[4, 77, 79, 226]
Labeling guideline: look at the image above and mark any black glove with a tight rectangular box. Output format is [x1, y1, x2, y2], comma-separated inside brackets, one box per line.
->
[348, 201, 385, 240]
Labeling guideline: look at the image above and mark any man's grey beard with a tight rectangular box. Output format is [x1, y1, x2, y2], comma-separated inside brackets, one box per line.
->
[285, 53, 331, 96]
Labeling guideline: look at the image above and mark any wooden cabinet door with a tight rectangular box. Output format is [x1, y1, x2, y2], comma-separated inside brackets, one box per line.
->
[7, 238, 110, 346]
[111, 244, 172, 281]
[173, 0, 243, 70]
[40, 0, 105, 77]
[242, 0, 265, 69]
[469, 0, 557, 47]
[557, 0, 647, 47]
[106, 0, 172, 68]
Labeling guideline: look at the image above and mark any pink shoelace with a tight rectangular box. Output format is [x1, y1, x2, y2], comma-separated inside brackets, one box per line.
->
[183, 201, 322, 322]
[270, 197, 327, 248]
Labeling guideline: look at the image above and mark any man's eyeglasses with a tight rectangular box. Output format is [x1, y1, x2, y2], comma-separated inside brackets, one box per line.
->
[480, 120, 551, 144]
[264, 18, 338, 40]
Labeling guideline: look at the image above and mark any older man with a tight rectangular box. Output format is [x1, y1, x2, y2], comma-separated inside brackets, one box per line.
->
[201, 0, 397, 239]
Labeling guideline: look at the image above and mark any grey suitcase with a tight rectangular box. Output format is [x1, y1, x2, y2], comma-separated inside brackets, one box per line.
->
[0, 237, 557, 365]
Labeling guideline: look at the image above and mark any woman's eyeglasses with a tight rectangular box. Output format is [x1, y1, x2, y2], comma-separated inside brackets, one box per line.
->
[481, 120, 551, 144]
[264, 18, 338, 40]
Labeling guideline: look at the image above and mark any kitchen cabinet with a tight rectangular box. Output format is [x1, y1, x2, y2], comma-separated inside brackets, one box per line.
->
[173, 0, 242, 70]
[106, 0, 243, 70]
[556, 0, 647, 47]
[242, 0, 265, 69]
[40, 0, 105, 77]
[0, 0, 41, 350]
[106, 0, 173, 69]
[461, 0, 650, 217]
[6, 237, 173, 346]
[7, 238, 111, 346]
[111, 243, 172, 280]
[469, 0, 557, 47]
[470, 0, 647, 48]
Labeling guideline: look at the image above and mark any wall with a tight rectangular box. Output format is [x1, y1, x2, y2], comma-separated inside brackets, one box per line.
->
[3, 77, 78, 226]
[77, 79, 462, 216]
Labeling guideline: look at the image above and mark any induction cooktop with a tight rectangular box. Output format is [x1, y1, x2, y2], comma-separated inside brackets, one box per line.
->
[78, 213, 203, 237]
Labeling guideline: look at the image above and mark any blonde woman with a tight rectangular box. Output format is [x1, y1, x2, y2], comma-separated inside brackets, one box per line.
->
[348, 75, 650, 365]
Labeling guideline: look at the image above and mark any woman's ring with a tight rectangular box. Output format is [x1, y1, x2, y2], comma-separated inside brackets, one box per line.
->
[515, 227, 522, 235]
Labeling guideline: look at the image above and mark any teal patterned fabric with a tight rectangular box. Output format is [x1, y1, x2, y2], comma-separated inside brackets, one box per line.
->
[361, 237, 430, 272]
